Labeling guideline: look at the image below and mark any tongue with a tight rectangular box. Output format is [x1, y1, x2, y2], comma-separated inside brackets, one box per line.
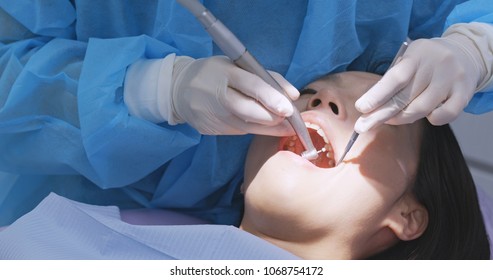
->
[278, 128, 334, 168]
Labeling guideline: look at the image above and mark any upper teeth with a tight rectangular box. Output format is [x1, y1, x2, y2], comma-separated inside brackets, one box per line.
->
[305, 122, 328, 144]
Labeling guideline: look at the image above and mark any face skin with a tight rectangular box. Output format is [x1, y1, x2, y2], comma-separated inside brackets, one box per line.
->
[239, 72, 428, 259]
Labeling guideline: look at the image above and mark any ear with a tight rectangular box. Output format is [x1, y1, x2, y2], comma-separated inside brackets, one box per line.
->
[385, 194, 429, 241]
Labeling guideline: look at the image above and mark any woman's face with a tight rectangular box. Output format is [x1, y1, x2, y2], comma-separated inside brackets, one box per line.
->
[240, 72, 424, 259]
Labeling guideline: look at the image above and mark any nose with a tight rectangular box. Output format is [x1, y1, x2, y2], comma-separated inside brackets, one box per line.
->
[307, 90, 346, 119]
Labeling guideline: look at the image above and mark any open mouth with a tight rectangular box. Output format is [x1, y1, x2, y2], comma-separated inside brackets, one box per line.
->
[278, 122, 335, 168]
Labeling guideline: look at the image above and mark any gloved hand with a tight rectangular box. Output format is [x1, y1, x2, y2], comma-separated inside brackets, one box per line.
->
[169, 55, 299, 135]
[354, 22, 493, 133]
[124, 54, 299, 136]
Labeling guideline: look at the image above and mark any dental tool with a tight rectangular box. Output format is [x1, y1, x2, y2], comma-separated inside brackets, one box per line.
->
[177, 0, 319, 160]
[336, 41, 410, 166]
[335, 132, 359, 166]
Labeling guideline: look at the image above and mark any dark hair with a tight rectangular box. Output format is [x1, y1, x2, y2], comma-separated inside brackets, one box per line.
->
[370, 120, 490, 259]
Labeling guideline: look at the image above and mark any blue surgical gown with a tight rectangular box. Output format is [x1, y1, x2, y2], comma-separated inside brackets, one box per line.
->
[1, 0, 493, 228]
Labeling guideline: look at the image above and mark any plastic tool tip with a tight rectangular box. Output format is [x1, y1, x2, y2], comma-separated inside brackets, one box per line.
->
[301, 149, 319, 161]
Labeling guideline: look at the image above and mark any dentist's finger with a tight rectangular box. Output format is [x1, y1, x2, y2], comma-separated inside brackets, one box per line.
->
[427, 86, 473, 126]
[226, 87, 286, 126]
[384, 76, 448, 125]
[355, 58, 416, 114]
[268, 71, 300, 101]
[354, 104, 401, 133]
[228, 68, 295, 117]
[227, 117, 294, 136]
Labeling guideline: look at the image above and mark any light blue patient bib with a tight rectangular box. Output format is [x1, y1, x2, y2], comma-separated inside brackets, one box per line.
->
[0, 193, 298, 260]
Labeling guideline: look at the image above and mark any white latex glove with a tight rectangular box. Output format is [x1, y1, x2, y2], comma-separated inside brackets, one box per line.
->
[354, 22, 493, 133]
[170, 55, 299, 135]
[124, 54, 299, 135]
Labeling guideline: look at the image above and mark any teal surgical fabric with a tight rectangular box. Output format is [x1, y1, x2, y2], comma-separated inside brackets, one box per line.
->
[1, 0, 493, 230]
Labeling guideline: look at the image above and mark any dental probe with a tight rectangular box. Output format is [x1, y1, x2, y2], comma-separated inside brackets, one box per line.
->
[335, 132, 359, 166]
[177, 0, 319, 160]
[336, 41, 410, 166]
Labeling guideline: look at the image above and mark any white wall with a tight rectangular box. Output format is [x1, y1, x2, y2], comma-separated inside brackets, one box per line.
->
[451, 110, 493, 198]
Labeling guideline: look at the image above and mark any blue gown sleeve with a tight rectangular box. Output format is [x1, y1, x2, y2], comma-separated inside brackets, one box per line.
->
[0, 0, 250, 227]
[0, 1, 202, 188]
[444, 0, 493, 114]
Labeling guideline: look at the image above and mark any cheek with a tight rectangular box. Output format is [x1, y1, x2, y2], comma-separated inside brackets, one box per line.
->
[314, 166, 406, 229]
[351, 143, 411, 196]
[360, 157, 408, 191]
[320, 171, 381, 210]
[351, 127, 419, 196]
